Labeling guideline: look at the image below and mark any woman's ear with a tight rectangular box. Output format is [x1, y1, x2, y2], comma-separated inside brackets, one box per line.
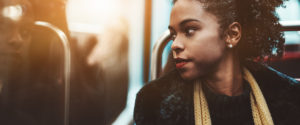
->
[225, 22, 242, 48]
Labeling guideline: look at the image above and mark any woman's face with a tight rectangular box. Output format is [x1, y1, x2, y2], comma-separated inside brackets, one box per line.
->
[0, 0, 33, 78]
[169, 0, 227, 80]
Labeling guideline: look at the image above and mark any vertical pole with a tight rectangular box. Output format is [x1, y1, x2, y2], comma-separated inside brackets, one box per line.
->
[143, 0, 152, 83]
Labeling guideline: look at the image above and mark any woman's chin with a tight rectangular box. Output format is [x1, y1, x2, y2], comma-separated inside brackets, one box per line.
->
[178, 66, 209, 81]
[179, 70, 200, 81]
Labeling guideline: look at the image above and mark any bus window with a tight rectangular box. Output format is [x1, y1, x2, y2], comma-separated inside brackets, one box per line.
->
[268, 0, 300, 79]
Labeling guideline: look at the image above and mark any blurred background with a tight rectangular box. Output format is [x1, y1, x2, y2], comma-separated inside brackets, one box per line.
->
[0, 0, 299, 125]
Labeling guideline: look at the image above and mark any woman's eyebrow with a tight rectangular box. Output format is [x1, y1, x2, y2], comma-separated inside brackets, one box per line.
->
[168, 19, 200, 30]
[179, 19, 200, 27]
[168, 26, 175, 31]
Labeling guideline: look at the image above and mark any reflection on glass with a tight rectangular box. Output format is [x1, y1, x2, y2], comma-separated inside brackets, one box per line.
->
[0, 0, 32, 83]
[0, 0, 65, 125]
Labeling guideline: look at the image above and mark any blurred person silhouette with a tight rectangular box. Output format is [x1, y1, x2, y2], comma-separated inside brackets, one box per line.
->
[0, 0, 32, 86]
[0, 0, 37, 124]
[27, 0, 130, 124]
[70, 17, 129, 125]
[0, 0, 33, 115]
[0, 0, 65, 124]
[88, 19, 129, 124]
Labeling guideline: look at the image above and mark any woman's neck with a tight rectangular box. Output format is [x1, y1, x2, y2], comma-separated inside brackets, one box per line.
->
[205, 51, 243, 96]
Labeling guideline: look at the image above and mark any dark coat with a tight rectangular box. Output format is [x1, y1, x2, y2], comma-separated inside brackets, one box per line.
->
[134, 61, 300, 125]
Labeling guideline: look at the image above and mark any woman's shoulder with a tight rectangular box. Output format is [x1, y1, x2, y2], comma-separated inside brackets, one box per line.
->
[135, 68, 192, 111]
[246, 61, 299, 84]
[134, 70, 182, 124]
[137, 69, 181, 96]
[245, 61, 300, 103]
[134, 70, 193, 125]
[245, 61, 300, 124]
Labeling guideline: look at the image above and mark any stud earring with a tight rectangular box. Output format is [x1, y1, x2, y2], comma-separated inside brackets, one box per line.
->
[228, 44, 233, 48]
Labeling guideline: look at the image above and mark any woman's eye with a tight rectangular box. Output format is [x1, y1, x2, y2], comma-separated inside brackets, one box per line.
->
[185, 28, 196, 36]
[20, 27, 31, 40]
[170, 34, 177, 40]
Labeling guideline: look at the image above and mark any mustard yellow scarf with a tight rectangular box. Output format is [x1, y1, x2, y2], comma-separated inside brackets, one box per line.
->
[194, 68, 274, 125]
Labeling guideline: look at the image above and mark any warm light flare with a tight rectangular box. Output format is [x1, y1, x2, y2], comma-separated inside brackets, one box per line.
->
[67, 0, 124, 33]
[2, 5, 23, 21]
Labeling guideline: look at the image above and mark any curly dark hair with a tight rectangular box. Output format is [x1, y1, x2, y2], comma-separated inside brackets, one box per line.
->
[173, 0, 287, 60]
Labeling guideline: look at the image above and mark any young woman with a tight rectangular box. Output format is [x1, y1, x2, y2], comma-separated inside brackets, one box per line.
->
[134, 0, 300, 125]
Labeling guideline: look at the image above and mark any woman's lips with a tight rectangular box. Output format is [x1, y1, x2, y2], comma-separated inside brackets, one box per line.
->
[0, 52, 21, 64]
[174, 58, 191, 69]
[176, 62, 187, 68]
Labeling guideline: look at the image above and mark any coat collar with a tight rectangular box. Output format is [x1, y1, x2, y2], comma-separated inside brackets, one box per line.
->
[158, 61, 300, 124]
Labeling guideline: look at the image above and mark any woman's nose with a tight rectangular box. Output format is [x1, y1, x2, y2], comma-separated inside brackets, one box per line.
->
[171, 38, 184, 54]
[8, 31, 23, 49]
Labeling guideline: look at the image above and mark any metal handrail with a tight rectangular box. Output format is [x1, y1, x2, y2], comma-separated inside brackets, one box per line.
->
[280, 21, 300, 31]
[150, 30, 171, 80]
[150, 21, 300, 80]
[34, 21, 71, 125]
